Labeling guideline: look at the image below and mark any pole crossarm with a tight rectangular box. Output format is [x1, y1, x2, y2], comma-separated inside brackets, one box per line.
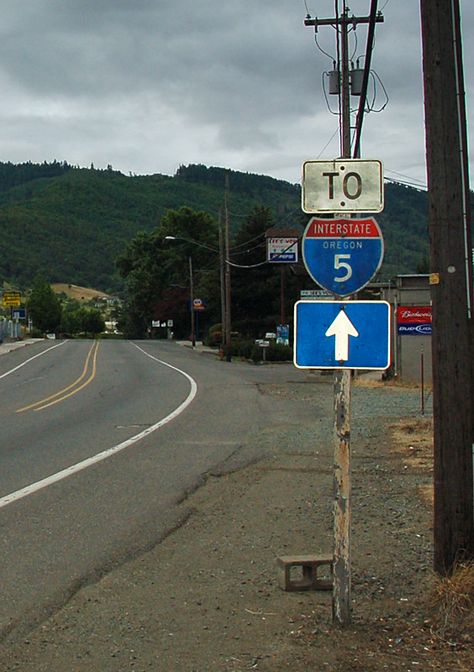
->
[304, 15, 383, 29]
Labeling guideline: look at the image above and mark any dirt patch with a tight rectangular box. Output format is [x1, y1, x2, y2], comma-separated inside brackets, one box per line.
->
[51, 283, 113, 301]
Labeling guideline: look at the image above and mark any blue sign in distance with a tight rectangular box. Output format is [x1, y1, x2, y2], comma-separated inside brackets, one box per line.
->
[294, 300, 391, 370]
[302, 217, 384, 296]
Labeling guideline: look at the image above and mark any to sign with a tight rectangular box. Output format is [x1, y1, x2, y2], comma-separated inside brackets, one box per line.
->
[302, 159, 384, 213]
[294, 300, 391, 370]
[302, 216, 384, 296]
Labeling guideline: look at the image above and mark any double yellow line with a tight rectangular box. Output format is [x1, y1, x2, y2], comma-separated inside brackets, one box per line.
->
[17, 340, 100, 413]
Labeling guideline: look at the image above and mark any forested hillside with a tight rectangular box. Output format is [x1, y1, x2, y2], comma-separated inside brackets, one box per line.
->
[0, 161, 429, 293]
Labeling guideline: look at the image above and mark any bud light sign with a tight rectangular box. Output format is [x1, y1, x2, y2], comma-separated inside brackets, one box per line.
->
[397, 306, 432, 335]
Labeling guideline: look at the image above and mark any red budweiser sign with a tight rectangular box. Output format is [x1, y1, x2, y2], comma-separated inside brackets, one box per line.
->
[397, 306, 432, 324]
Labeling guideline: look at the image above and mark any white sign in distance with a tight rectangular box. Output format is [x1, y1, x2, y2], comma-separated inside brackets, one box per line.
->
[266, 237, 299, 263]
[302, 159, 384, 213]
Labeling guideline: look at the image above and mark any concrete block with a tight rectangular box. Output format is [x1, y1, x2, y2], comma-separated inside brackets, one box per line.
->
[276, 554, 333, 591]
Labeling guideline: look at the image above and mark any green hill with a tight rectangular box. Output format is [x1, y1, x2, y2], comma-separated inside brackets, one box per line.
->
[0, 161, 429, 293]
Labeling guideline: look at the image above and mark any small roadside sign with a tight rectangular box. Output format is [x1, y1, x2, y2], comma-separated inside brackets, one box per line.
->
[300, 289, 333, 300]
[193, 298, 205, 311]
[2, 291, 21, 307]
[294, 300, 391, 370]
[255, 339, 270, 347]
[397, 305, 432, 335]
[302, 159, 384, 213]
[266, 237, 299, 263]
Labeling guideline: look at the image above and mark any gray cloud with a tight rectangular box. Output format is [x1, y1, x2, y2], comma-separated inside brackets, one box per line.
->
[0, 0, 471, 187]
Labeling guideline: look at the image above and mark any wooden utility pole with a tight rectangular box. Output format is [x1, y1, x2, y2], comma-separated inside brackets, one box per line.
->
[420, 0, 474, 574]
[280, 266, 286, 325]
[188, 256, 196, 347]
[224, 174, 232, 362]
[333, 4, 353, 628]
[218, 208, 226, 352]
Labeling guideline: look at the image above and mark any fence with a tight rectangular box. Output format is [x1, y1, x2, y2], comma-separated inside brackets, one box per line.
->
[0, 319, 22, 341]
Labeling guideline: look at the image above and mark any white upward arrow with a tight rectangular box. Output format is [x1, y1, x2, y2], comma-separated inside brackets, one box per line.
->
[325, 309, 359, 362]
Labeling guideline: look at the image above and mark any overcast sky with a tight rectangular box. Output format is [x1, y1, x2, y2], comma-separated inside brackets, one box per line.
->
[0, 1, 472, 188]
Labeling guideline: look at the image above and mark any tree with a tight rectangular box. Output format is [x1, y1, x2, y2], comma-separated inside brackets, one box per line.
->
[61, 299, 105, 336]
[116, 207, 219, 338]
[79, 307, 105, 335]
[231, 206, 276, 332]
[60, 299, 82, 334]
[27, 277, 62, 334]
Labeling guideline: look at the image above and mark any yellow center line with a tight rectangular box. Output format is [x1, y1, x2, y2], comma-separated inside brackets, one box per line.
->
[16, 341, 100, 413]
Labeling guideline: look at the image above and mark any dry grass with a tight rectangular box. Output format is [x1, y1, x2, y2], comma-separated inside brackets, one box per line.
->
[51, 283, 112, 301]
[390, 417, 433, 468]
[389, 417, 434, 506]
[354, 372, 430, 391]
[428, 562, 474, 646]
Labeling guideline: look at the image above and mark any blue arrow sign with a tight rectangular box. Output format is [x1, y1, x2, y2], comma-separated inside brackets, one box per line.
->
[294, 300, 391, 370]
[302, 217, 384, 296]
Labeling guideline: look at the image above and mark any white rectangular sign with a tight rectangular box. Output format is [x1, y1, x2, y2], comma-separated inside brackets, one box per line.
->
[302, 159, 384, 214]
[266, 237, 299, 263]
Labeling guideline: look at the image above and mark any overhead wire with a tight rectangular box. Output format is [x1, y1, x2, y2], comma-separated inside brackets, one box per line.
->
[366, 70, 389, 112]
[315, 32, 335, 61]
[316, 126, 341, 158]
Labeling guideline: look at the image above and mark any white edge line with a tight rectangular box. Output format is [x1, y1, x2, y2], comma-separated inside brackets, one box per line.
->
[0, 341, 67, 380]
[0, 342, 198, 510]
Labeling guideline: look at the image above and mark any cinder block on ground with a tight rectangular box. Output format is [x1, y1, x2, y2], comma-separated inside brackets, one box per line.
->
[276, 554, 333, 591]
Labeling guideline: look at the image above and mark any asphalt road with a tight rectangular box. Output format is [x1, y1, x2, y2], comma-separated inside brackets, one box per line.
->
[0, 339, 315, 642]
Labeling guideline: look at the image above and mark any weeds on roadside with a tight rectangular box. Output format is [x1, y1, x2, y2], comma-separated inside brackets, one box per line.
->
[428, 562, 474, 647]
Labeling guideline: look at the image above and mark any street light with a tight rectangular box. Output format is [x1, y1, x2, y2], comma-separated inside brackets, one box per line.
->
[165, 236, 230, 352]
[165, 231, 231, 362]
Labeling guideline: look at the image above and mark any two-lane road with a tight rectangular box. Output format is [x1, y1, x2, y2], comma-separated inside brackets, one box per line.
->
[0, 339, 320, 642]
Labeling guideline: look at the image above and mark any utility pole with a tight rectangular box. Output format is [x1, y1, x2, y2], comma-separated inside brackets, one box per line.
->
[280, 266, 286, 325]
[219, 208, 227, 353]
[420, 0, 474, 574]
[188, 256, 196, 348]
[305, 2, 383, 627]
[224, 174, 232, 362]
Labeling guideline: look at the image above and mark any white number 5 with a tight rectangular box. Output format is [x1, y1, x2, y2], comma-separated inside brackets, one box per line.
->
[334, 254, 352, 283]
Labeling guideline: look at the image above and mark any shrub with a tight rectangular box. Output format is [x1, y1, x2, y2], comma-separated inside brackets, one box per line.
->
[230, 338, 254, 359]
[251, 342, 293, 363]
[204, 323, 223, 347]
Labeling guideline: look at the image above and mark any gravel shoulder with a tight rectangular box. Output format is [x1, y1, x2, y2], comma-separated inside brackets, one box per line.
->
[1, 372, 471, 671]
